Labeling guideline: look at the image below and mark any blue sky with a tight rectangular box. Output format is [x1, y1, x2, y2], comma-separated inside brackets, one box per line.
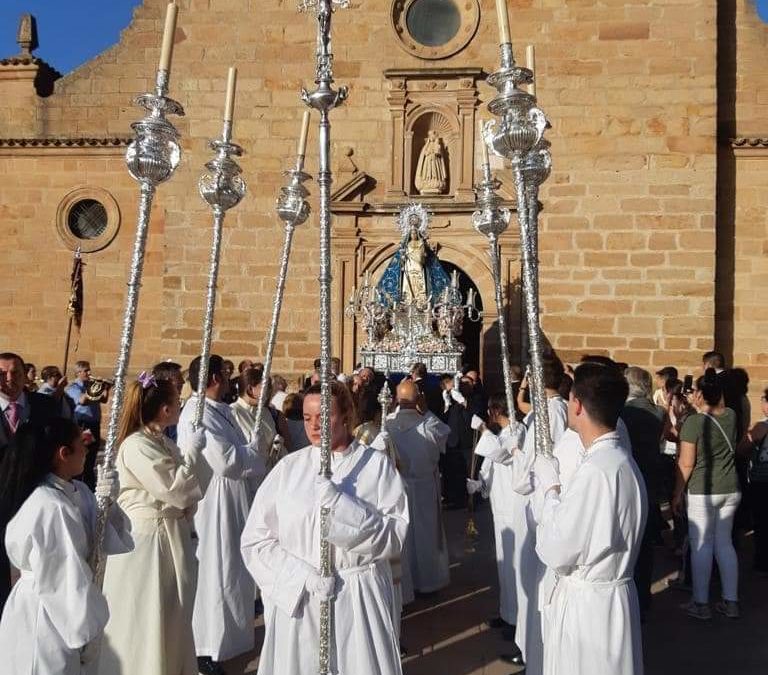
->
[2, 0, 768, 74]
[0, 1, 141, 74]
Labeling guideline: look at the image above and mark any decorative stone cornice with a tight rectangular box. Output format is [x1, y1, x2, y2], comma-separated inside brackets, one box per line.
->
[0, 137, 130, 148]
[730, 137, 768, 156]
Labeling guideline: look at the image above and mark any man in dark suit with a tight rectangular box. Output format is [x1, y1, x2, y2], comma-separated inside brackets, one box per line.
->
[620, 366, 664, 620]
[0, 352, 59, 611]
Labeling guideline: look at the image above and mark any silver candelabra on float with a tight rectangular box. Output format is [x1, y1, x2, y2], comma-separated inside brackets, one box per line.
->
[298, 0, 349, 671]
[432, 270, 482, 350]
[90, 60, 184, 582]
[252, 114, 312, 446]
[194, 89, 248, 427]
[482, 39, 553, 457]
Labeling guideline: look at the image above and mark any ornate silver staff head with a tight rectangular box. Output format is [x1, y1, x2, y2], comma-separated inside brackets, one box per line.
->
[125, 72, 184, 185]
[199, 137, 247, 213]
[276, 166, 312, 227]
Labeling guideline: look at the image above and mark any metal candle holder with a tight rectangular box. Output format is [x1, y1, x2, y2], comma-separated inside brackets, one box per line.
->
[252, 152, 311, 441]
[471, 138, 517, 427]
[484, 41, 553, 457]
[193, 120, 247, 427]
[90, 67, 184, 581]
[298, 0, 349, 672]
[378, 375, 392, 433]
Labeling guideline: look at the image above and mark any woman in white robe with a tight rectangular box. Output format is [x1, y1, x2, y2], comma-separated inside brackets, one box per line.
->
[0, 418, 131, 675]
[241, 381, 409, 675]
[98, 376, 209, 675]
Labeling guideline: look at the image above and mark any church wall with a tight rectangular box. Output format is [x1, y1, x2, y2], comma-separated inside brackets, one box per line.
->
[0, 0, 720, 385]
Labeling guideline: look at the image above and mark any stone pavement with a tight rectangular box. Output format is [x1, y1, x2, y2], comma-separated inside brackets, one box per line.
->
[226, 502, 768, 675]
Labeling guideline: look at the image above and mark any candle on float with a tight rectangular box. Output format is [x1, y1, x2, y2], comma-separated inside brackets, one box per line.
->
[223, 66, 237, 122]
[158, 2, 179, 73]
[526, 44, 536, 98]
[452, 270, 459, 288]
[495, 0, 511, 45]
[297, 110, 310, 157]
[478, 119, 490, 167]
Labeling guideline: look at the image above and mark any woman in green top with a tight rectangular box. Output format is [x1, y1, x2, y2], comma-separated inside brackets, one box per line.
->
[672, 369, 741, 620]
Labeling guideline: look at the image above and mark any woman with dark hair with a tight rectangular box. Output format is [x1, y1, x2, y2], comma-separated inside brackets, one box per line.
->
[0, 418, 131, 673]
[97, 374, 209, 675]
[673, 368, 741, 620]
[241, 381, 409, 675]
[283, 393, 309, 452]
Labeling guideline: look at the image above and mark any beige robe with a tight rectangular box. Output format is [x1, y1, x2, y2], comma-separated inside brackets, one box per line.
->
[98, 430, 205, 675]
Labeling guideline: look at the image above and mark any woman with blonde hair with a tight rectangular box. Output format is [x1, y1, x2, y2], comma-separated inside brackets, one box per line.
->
[98, 372, 210, 675]
[241, 381, 409, 675]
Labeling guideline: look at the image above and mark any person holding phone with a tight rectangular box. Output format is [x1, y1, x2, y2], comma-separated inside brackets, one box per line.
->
[672, 368, 741, 620]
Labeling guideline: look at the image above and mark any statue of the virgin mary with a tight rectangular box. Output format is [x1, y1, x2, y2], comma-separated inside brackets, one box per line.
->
[376, 204, 451, 307]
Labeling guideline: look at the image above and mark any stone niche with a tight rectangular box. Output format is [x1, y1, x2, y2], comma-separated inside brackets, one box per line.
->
[384, 67, 483, 203]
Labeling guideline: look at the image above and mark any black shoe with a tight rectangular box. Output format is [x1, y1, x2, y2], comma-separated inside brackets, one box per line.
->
[488, 616, 508, 629]
[500, 647, 525, 667]
[197, 656, 226, 675]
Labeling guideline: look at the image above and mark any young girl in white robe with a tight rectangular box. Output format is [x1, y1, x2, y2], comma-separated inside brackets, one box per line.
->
[241, 381, 410, 675]
[0, 418, 132, 675]
[98, 374, 209, 675]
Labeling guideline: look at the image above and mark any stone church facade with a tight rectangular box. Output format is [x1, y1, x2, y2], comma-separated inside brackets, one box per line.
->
[0, 0, 765, 411]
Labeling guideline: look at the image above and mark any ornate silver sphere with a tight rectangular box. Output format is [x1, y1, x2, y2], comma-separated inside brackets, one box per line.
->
[125, 93, 184, 185]
[276, 168, 312, 226]
[199, 140, 247, 212]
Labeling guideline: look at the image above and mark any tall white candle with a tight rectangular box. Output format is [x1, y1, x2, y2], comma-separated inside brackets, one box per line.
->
[224, 66, 237, 123]
[526, 44, 536, 98]
[478, 119, 489, 167]
[158, 2, 179, 73]
[297, 110, 310, 157]
[495, 0, 511, 45]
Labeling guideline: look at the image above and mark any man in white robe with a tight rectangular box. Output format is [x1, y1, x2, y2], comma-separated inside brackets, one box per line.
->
[386, 379, 451, 593]
[530, 362, 647, 675]
[177, 355, 266, 673]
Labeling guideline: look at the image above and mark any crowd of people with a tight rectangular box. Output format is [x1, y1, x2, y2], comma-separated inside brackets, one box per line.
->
[0, 346, 765, 675]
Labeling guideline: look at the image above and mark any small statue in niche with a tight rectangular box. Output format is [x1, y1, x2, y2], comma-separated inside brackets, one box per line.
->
[415, 130, 447, 195]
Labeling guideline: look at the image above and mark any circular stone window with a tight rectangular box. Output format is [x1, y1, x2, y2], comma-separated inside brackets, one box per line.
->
[56, 187, 121, 253]
[406, 0, 461, 47]
[392, 0, 479, 59]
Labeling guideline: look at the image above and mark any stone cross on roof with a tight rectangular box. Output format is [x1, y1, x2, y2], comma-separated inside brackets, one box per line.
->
[16, 14, 38, 56]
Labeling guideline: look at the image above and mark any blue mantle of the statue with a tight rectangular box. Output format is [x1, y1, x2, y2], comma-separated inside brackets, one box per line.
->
[376, 246, 451, 306]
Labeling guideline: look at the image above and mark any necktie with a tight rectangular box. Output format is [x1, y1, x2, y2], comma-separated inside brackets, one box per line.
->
[6, 401, 20, 433]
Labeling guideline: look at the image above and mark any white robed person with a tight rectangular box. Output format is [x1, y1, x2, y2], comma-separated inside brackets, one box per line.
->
[0, 418, 132, 675]
[465, 393, 527, 633]
[230, 365, 286, 477]
[386, 378, 451, 593]
[98, 374, 210, 675]
[241, 381, 409, 675]
[529, 362, 647, 675]
[177, 355, 267, 672]
[509, 357, 570, 673]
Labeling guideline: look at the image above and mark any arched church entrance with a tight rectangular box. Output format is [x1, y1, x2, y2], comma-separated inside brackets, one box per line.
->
[440, 261, 483, 373]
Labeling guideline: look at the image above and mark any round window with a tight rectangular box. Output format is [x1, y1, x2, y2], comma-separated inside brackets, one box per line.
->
[67, 199, 109, 240]
[390, 0, 479, 60]
[406, 0, 461, 47]
[56, 187, 121, 253]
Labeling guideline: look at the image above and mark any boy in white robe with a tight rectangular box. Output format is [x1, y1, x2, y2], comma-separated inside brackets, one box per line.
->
[466, 394, 527, 631]
[177, 355, 266, 672]
[530, 362, 647, 675]
[386, 379, 451, 594]
[0, 419, 131, 675]
[241, 382, 409, 675]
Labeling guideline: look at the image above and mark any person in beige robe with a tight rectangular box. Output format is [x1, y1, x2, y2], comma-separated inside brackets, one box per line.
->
[98, 377, 209, 675]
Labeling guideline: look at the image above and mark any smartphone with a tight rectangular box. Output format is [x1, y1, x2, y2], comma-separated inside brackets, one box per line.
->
[682, 374, 694, 394]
